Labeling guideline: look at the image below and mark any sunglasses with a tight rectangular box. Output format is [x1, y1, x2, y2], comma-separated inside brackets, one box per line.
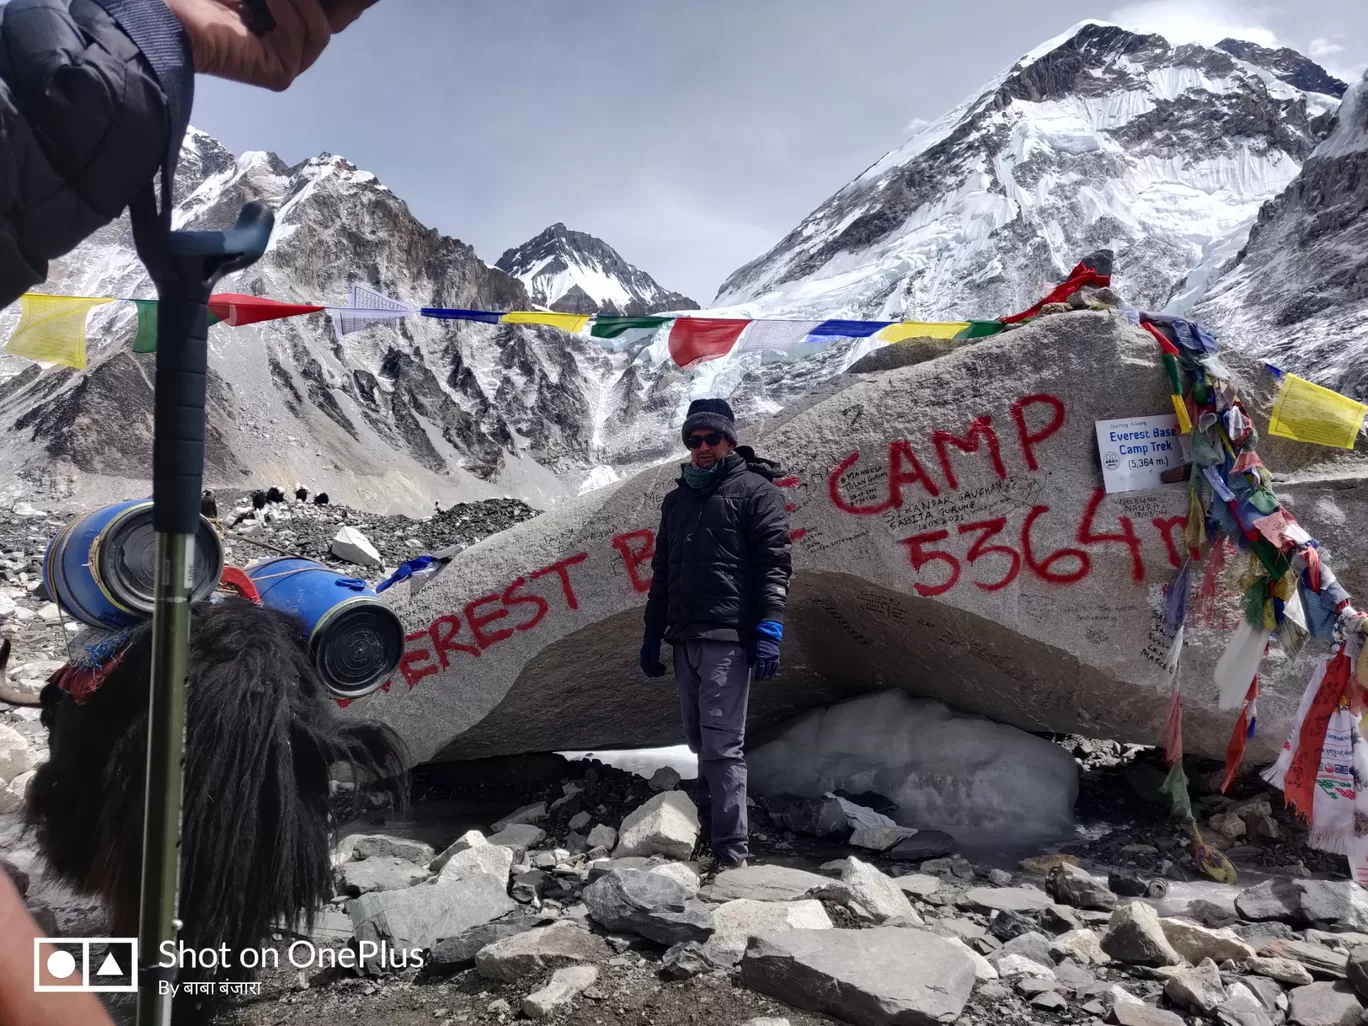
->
[685, 432, 724, 449]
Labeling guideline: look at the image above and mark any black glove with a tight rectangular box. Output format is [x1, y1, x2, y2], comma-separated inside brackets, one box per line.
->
[640, 635, 666, 678]
[752, 634, 781, 681]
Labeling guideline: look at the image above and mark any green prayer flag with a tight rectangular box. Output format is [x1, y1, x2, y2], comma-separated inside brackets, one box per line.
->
[955, 320, 1005, 339]
[131, 299, 221, 353]
[1159, 762, 1193, 823]
[1163, 352, 1183, 395]
[590, 315, 671, 339]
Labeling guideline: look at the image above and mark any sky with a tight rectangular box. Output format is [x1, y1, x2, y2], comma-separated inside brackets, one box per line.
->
[192, 0, 1368, 306]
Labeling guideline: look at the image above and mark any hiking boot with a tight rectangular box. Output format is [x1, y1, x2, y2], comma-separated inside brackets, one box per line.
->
[715, 855, 748, 871]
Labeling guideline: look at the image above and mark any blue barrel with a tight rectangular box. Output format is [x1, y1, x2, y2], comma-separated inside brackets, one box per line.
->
[246, 557, 403, 700]
[44, 499, 225, 629]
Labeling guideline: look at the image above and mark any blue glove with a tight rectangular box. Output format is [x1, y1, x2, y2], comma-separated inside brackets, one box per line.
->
[640, 635, 666, 678]
[752, 620, 782, 681]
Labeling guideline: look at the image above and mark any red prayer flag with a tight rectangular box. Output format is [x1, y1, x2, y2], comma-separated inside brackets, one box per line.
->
[668, 318, 750, 367]
[209, 293, 325, 327]
[1001, 262, 1110, 325]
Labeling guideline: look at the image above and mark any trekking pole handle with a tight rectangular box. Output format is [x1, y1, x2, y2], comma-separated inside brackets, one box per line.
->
[151, 202, 273, 536]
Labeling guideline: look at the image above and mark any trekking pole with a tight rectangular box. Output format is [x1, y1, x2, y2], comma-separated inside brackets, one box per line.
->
[136, 201, 274, 1026]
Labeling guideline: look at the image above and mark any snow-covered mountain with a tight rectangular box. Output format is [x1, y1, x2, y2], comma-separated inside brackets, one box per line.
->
[1195, 69, 1368, 397]
[0, 23, 1350, 516]
[495, 223, 697, 316]
[713, 22, 1345, 321]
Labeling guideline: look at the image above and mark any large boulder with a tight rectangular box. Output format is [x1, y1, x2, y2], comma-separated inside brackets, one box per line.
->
[740, 927, 977, 1026]
[353, 313, 1368, 761]
[347, 874, 516, 974]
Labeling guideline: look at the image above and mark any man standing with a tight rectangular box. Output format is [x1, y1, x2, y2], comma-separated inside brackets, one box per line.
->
[640, 398, 792, 869]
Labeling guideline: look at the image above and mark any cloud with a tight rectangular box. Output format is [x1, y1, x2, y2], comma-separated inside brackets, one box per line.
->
[1107, 0, 1278, 48]
[903, 116, 931, 136]
[1308, 38, 1345, 59]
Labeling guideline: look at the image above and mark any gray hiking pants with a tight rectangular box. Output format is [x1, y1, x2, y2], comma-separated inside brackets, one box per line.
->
[672, 638, 750, 862]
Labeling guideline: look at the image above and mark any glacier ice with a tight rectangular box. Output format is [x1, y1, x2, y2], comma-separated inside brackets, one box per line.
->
[747, 690, 1078, 841]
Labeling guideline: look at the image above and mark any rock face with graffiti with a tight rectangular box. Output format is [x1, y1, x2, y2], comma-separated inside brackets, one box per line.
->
[368, 311, 1368, 764]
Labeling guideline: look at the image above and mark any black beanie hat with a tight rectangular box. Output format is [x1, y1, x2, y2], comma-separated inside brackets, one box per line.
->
[681, 398, 737, 446]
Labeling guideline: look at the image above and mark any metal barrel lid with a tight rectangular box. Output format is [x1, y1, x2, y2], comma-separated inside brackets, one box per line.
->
[97, 506, 225, 614]
[311, 598, 404, 700]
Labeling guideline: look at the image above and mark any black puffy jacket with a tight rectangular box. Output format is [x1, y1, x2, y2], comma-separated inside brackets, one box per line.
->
[644, 448, 793, 645]
[0, 0, 191, 307]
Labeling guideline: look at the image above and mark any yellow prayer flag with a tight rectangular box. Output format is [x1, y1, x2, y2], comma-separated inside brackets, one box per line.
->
[5, 294, 113, 370]
[875, 321, 970, 343]
[1267, 373, 1367, 450]
[1170, 393, 1192, 434]
[500, 311, 591, 334]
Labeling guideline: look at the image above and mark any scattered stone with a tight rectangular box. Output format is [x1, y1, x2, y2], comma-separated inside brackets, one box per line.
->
[930, 919, 987, 943]
[1164, 958, 1227, 1015]
[1286, 981, 1363, 1026]
[0, 723, 34, 782]
[1236, 921, 1298, 949]
[486, 824, 547, 862]
[648, 766, 681, 792]
[1221, 982, 1279, 1026]
[1261, 939, 1349, 980]
[888, 830, 956, 861]
[740, 927, 977, 1026]
[491, 801, 548, 833]
[581, 868, 713, 946]
[585, 824, 617, 851]
[1052, 928, 1111, 965]
[989, 910, 1040, 942]
[945, 938, 998, 981]
[567, 811, 592, 832]
[1159, 918, 1256, 964]
[613, 791, 699, 861]
[425, 919, 541, 974]
[475, 920, 610, 982]
[964, 885, 1055, 914]
[346, 834, 436, 865]
[995, 954, 1056, 979]
[1236, 879, 1368, 930]
[921, 856, 974, 878]
[1110, 1002, 1186, 1026]
[767, 795, 849, 838]
[335, 856, 431, 896]
[349, 875, 516, 974]
[1347, 946, 1368, 1000]
[1209, 811, 1248, 841]
[429, 830, 486, 873]
[1048, 863, 1116, 911]
[646, 861, 700, 894]
[1030, 991, 1068, 1012]
[660, 941, 715, 980]
[1020, 854, 1079, 876]
[849, 826, 915, 852]
[436, 843, 514, 885]
[1101, 902, 1182, 967]
[487, 998, 511, 1015]
[893, 873, 941, 898]
[836, 856, 918, 923]
[522, 965, 599, 1019]
[987, 868, 1013, 887]
[512, 870, 547, 904]
[991, 932, 1055, 968]
[1040, 904, 1086, 934]
[1054, 960, 1098, 993]
[1248, 956, 1315, 987]
[704, 899, 832, 966]
[706, 865, 831, 903]
[330, 525, 381, 567]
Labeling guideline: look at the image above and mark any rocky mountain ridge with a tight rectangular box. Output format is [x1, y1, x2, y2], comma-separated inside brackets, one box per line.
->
[495, 223, 698, 316]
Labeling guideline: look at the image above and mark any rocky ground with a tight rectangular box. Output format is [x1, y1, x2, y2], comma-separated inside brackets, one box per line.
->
[3, 496, 1366, 1026]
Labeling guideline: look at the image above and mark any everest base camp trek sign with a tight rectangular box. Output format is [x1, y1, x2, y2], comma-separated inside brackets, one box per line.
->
[354, 311, 1368, 768]
[1094, 414, 1191, 495]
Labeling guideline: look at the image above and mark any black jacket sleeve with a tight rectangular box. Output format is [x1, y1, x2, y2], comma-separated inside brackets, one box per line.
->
[643, 496, 672, 639]
[747, 480, 792, 625]
[0, 0, 181, 307]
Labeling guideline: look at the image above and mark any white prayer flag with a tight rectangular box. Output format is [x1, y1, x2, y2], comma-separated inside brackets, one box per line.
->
[736, 319, 823, 352]
[330, 284, 414, 339]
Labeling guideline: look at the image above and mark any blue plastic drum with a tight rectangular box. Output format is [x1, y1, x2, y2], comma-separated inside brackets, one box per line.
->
[245, 557, 403, 700]
[43, 499, 225, 629]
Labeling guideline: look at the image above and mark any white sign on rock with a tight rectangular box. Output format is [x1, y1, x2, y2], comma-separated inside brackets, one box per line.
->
[1095, 414, 1191, 494]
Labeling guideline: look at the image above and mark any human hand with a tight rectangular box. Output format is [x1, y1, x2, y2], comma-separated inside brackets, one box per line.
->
[639, 635, 666, 678]
[164, 0, 380, 90]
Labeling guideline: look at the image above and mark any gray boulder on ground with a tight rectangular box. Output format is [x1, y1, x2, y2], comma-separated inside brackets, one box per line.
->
[660, 941, 717, 980]
[436, 842, 514, 884]
[1102, 902, 1182, 967]
[613, 791, 699, 860]
[586, 823, 617, 851]
[429, 830, 486, 873]
[704, 899, 833, 966]
[425, 918, 542, 974]
[334, 855, 431, 896]
[1111, 1003, 1186, 1026]
[344, 834, 436, 865]
[648, 766, 682, 791]
[522, 965, 598, 1019]
[582, 867, 714, 946]
[491, 801, 548, 833]
[475, 920, 611, 983]
[767, 795, 849, 838]
[1159, 918, 1255, 964]
[1249, 956, 1315, 987]
[963, 886, 1055, 914]
[1047, 863, 1116, 911]
[348, 874, 516, 974]
[1347, 945, 1368, 999]
[832, 857, 919, 923]
[741, 927, 976, 1026]
[705, 865, 832, 903]
[485, 823, 547, 862]
[1236, 880, 1368, 931]
[888, 830, 956, 861]
[1164, 958, 1227, 1015]
[1286, 981, 1363, 1026]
